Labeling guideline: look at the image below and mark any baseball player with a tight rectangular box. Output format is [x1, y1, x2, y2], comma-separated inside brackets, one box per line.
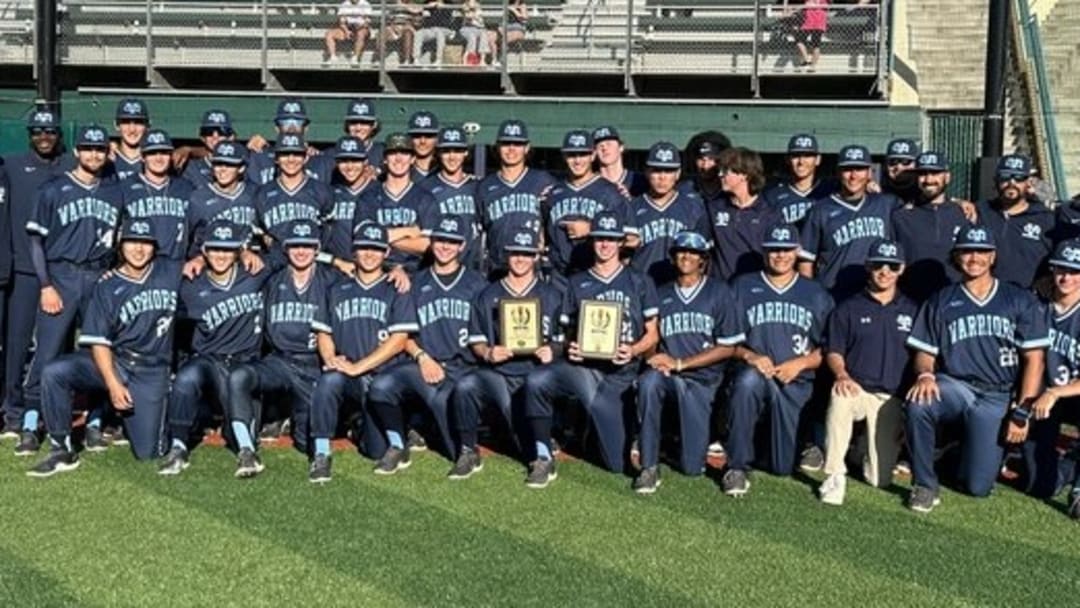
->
[452, 227, 563, 480]
[722, 222, 833, 497]
[119, 129, 195, 262]
[422, 126, 483, 272]
[798, 144, 896, 300]
[248, 98, 316, 185]
[625, 142, 705, 287]
[110, 97, 150, 181]
[477, 119, 557, 276]
[18, 125, 123, 457]
[27, 218, 180, 476]
[904, 224, 1049, 512]
[976, 154, 1053, 289]
[1052, 189, 1080, 243]
[545, 129, 632, 289]
[310, 98, 384, 182]
[633, 230, 744, 494]
[524, 211, 659, 483]
[308, 221, 418, 480]
[323, 136, 376, 266]
[158, 219, 270, 478]
[818, 238, 916, 505]
[185, 141, 260, 278]
[407, 111, 440, 181]
[880, 138, 920, 202]
[0, 149, 11, 436]
[677, 140, 725, 203]
[592, 126, 647, 198]
[891, 151, 970, 302]
[180, 110, 238, 190]
[761, 134, 834, 227]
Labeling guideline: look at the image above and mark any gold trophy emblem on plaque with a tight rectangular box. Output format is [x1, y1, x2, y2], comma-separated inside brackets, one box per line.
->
[578, 300, 623, 360]
[499, 298, 541, 354]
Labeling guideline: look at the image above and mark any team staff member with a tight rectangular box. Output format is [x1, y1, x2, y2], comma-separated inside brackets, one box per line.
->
[308, 222, 417, 480]
[592, 126, 647, 198]
[159, 220, 269, 478]
[633, 230, 743, 494]
[879, 138, 920, 201]
[18, 125, 123, 457]
[453, 228, 563, 481]
[29, 219, 180, 476]
[422, 126, 483, 272]
[185, 141, 261, 278]
[677, 141, 724, 203]
[761, 134, 833, 227]
[110, 98, 150, 181]
[818, 239, 915, 505]
[180, 110, 238, 190]
[525, 211, 659, 484]
[323, 136, 375, 266]
[905, 224, 1048, 513]
[407, 111, 440, 180]
[723, 223, 833, 497]
[976, 154, 1054, 289]
[120, 129, 195, 261]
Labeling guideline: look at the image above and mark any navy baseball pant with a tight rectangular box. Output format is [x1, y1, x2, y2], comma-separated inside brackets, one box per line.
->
[366, 361, 466, 458]
[3, 272, 39, 429]
[725, 364, 814, 475]
[906, 374, 1009, 496]
[452, 369, 524, 455]
[310, 371, 385, 459]
[229, 354, 319, 454]
[167, 354, 255, 449]
[524, 363, 635, 472]
[637, 369, 718, 475]
[41, 351, 168, 459]
[1021, 396, 1080, 499]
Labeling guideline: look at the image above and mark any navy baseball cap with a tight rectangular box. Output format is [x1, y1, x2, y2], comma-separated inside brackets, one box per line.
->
[561, 130, 593, 154]
[496, 119, 529, 144]
[1050, 239, 1080, 271]
[141, 129, 174, 153]
[75, 124, 109, 149]
[275, 134, 307, 155]
[275, 98, 309, 125]
[118, 217, 157, 245]
[345, 98, 377, 122]
[429, 214, 467, 242]
[837, 145, 872, 168]
[505, 228, 540, 254]
[885, 138, 919, 161]
[384, 133, 413, 154]
[996, 154, 1032, 180]
[334, 136, 367, 160]
[200, 109, 234, 133]
[697, 141, 721, 159]
[592, 126, 621, 144]
[407, 111, 439, 136]
[26, 105, 60, 130]
[761, 222, 801, 250]
[953, 224, 996, 251]
[866, 238, 905, 265]
[283, 220, 321, 247]
[590, 211, 625, 240]
[210, 141, 246, 165]
[787, 134, 819, 154]
[352, 221, 389, 250]
[203, 220, 245, 250]
[915, 151, 949, 172]
[669, 230, 710, 255]
[646, 141, 682, 169]
[115, 98, 149, 121]
[437, 126, 469, 150]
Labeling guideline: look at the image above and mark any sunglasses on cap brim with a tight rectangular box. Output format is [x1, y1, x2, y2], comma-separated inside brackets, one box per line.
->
[868, 261, 902, 272]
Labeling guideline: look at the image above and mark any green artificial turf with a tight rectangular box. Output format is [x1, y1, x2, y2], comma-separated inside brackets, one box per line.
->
[0, 442, 1076, 607]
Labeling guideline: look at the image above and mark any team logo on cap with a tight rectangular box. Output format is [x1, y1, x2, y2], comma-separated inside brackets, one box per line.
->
[1003, 156, 1025, 170]
[130, 221, 151, 235]
[351, 102, 370, 115]
[514, 232, 533, 246]
[598, 216, 618, 231]
[83, 128, 106, 143]
[844, 147, 865, 160]
[33, 110, 55, 124]
[771, 227, 792, 241]
[213, 226, 234, 240]
[413, 114, 433, 128]
[280, 101, 303, 115]
[121, 101, 143, 115]
[1063, 247, 1080, 263]
[443, 129, 462, 142]
[146, 131, 167, 145]
[890, 141, 911, 154]
[217, 143, 236, 156]
[293, 223, 313, 237]
[793, 136, 815, 149]
[282, 135, 300, 146]
[502, 123, 523, 137]
[340, 139, 359, 152]
[206, 112, 228, 124]
[877, 243, 898, 258]
[440, 218, 459, 233]
[655, 148, 675, 163]
[896, 314, 913, 332]
[1022, 224, 1042, 240]
[594, 127, 613, 139]
[364, 225, 382, 240]
[966, 228, 988, 242]
[921, 153, 939, 165]
[568, 134, 587, 148]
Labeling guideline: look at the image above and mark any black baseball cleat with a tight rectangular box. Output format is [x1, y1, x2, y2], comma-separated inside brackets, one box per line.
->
[235, 448, 265, 479]
[799, 445, 824, 473]
[406, 429, 427, 452]
[447, 446, 484, 480]
[722, 469, 750, 497]
[632, 466, 661, 495]
[308, 454, 332, 484]
[908, 485, 941, 514]
[259, 420, 286, 442]
[14, 431, 41, 457]
[374, 446, 412, 475]
[84, 426, 109, 453]
[103, 425, 129, 446]
[158, 445, 190, 476]
[525, 458, 557, 489]
[26, 448, 80, 478]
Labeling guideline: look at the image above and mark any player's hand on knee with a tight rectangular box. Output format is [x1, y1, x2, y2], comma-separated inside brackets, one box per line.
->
[534, 345, 553, 364]
[108, 382, 134, 411]
[387, 266, 411, 293]
[40, 286, 64, 315]
[832, 375, 862, 398]
[612, 344, 634, 366]
[419, 356, 446, 384]
[906, 375, 939, 405]
[567, 341, 584, 363]
[182, 257, 206, 279]
[646, 353, 675, 376]
[747, 353, 775, 377]
[773, 360, 802, 384]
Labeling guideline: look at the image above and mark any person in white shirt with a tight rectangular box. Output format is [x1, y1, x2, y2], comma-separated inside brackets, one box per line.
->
[324, 0, 373, 66]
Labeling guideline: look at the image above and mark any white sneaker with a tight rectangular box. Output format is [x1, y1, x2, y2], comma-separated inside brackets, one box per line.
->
[707, 441, 725, 456]
[819, 473, 846, 506]
[349, 55, 359, 67]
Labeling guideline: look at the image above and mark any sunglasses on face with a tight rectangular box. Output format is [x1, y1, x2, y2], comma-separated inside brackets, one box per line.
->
[276, 119, 306, 130]
[887, 159, 915, 167]
[200, 128, 230, 137]
[30, 128, 58, 136]
[869, 261, 902, 272]
[999, 175, 1028, 184]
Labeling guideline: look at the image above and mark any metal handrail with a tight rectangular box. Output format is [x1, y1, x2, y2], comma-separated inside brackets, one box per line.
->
[1015, 0, 1068, 200]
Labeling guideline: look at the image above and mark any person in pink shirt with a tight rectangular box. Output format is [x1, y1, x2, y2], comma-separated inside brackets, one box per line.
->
[797, 0, 829, 68]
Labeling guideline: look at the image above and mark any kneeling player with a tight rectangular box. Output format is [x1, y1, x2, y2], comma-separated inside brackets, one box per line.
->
[633, 230, 743, 494]
[29, 219, 180, 476]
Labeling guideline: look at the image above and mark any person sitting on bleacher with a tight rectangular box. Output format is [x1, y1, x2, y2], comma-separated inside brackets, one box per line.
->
[414, 1, 456, 66]
[323, 0, 374, 67]
[460, 0, 498, 66]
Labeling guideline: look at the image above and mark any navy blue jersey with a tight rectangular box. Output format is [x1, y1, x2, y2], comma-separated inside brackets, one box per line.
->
[264, 265, 340, 359]
[410, 164, 436, 183]
[799, 193, 896, 298]
[178, 265, 269, 358]
[733, 272, 834, 381]
[606, 169, 647, 198]
[477, 168, 557, 268]
[187, 183, 258, 257]
[0, 162, 9, 284]
[826, 291, 918, 394]
[309, 141, 384, 182]
[78, 261, 182, 365]
[468, 276, 563, 377]
[892, 200, 967, 302]
[111, 151, 143, 182]
[313, 274, 418, 371]
[120, 175, 195, 261]
[254, 176, 335, 248]
[627, 191, 706, 286]
[907, 280, 1050, 390]
[3, 151, 73, 274]
[27, 172, 123, 265]
[180, 157, 215, 191]
[697, 194, 782, 280]
[761, 179, 836, 227]
[545, 176, 630, 276]
[677, 178, 726, 205]
[1045, 299, 1080, 388]
[248, 149, 321, 186]
[422, 173, 484, 271]
[1050, 198, 1080, 243]
[414, 267, 488, 367]
[561, 265, 660, 376]
[655, 277, 745, 385]
[325, 176, 377, 261]
[976, 199, 1054, 288]
[355, 181, 438, 272]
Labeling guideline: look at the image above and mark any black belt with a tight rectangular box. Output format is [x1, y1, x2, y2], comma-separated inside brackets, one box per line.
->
[115, 349, 169, 368]
[963, 378, 1011, 394]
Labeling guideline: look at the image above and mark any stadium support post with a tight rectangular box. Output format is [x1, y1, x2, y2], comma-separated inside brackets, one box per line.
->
[981, 0, 1008, 157]
[34, 0, 58, 108]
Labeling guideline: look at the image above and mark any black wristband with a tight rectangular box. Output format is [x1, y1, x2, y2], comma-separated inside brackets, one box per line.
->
[1011, 407, 1031, 425]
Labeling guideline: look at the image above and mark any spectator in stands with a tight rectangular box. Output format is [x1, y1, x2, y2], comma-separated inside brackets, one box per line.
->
[460, 0, 498, 66]
[324, 0, 374, 67]
[796, 0, 829, 69]
[414, 0, 456, 66]
[505, 0, 529, 48]
[382, 0, 423, 65]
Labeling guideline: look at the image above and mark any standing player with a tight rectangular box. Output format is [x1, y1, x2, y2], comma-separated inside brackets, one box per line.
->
[976, 154, 1053, 289]
[323, 136, 376, 266]
[186, 141, 258, 272]
[592, 126, 647, 198]
[722, 223, 833, 497]
[311, 98, 384, 182]
[120, 129, 195, 262]
[904, 224, 1048, 512]
[761, 134, 833, 228]
[248, 98, 315, 186]
[308, 222, 417, 479]
[28, 219, 180, 476]
[423, 126, 484, 272]
[111, 98, 150, 181]
[407, 110, 440, 181]
[633, 230, 743, 494]
[880, 138, 920, 201]
[18, 125, 123, 456]
[180, 110, 238, 190]
[452, 227, 563, 480]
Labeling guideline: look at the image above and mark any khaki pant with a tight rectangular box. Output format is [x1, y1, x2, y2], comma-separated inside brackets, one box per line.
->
[824, 389, 903, 487]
